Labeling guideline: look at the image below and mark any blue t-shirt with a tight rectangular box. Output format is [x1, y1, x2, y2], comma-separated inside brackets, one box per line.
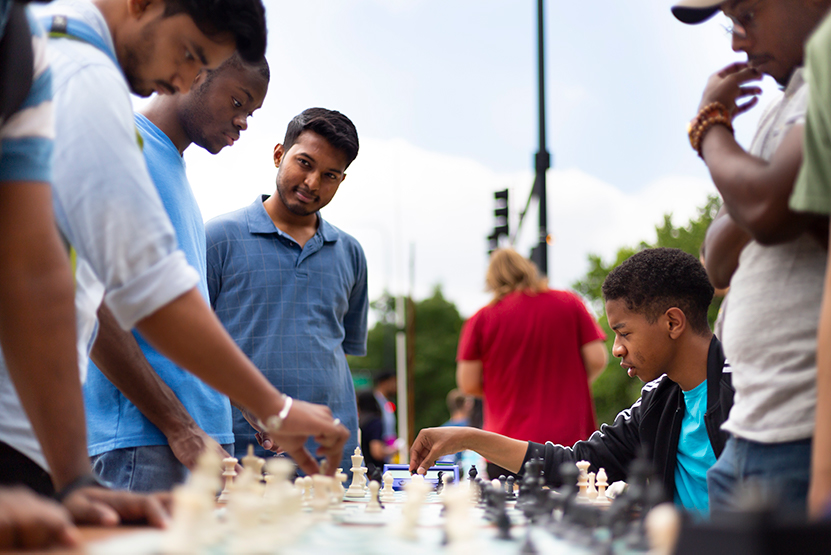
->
[83, 114, 233, 455]
[674, 379, 717, 516]
[206, 196, 368, 472]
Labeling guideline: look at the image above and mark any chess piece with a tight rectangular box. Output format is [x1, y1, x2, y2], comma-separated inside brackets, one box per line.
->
[595, 468, 611, 506]
[395, 473, 431, 540]
[381, 471, 396, 503]
[576, 460, 591, 502]
[334, 468, 348, 496]
[644, 503, 681, 555]
[587, 472, 598, 502]
[217, 456, 238, 503]
[345, 447, 367, 499]
[366, 481, 382, 513]
[310, 475, 331, 512]
[506, 475, 516, 500]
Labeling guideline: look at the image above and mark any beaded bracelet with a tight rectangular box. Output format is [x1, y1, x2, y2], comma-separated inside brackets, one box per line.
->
[688, 101, 734, 158]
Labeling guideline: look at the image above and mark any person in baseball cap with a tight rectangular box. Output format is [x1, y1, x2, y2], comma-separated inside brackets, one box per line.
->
[671, 0, 723, 24]
[678, 0, 831, 518]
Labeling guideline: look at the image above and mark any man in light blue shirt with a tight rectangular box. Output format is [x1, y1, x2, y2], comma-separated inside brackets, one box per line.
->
[207, 108, 368, 473]
[84, 54, 270, 492]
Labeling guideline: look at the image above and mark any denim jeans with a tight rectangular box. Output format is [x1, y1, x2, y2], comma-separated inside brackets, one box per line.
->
[707, 436, 812, 518]
[91, 443, 234, 493]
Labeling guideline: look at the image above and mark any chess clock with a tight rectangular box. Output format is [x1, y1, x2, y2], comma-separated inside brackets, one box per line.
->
[382, 461, 459, 491]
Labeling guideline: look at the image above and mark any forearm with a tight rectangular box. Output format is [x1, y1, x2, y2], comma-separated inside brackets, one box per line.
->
[703, 208, 750, 289]
[810, 252, 831, 517]
[90, 304, 199, 440]
[459, 428, 528, 473]
[0, 184, 89, 489]
[135, 288, 286, 423]
[701, 126, 814, 244]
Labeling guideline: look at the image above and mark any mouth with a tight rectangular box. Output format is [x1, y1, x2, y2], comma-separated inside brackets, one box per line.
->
[223, 132, 239, 146]
[747, 55, 771, 70]
[295, 188, 317, 203]
[621, 362, 636, 378]
[155, 82, 177, 95]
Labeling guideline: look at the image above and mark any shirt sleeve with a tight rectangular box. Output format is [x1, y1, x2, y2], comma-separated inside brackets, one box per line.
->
[457, 309, 483, 362]
[50, 59, 198, 330]
[571, 292, 606, 346]
[205, 220, 223, 311]
[0, 10, 52, 184]
[342, 241, 368, 356]
[791, 14, 831, 215]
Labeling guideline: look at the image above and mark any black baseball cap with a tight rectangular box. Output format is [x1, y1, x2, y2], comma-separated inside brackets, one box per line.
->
[672, 0, 724, 24]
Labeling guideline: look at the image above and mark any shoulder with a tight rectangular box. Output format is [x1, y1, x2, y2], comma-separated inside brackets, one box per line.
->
[320, 218, 366, 261]
[206, 206, 250, 235]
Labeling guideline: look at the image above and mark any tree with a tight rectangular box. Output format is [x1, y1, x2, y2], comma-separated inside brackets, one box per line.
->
[573, 195, 724, 426]
[348, 286, 464, 434]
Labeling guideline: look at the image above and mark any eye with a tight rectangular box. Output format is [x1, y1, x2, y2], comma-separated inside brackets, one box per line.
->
[184, 49, 195, 62]
[232, 97, 242, 108]
[325, 173, 338, 180]
[298, 158, 310, 167]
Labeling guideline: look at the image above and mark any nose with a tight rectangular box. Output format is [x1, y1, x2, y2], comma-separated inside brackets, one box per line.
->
[305, 171, 321, 192]
[731, 32, 750, 53]
[233, 114, 248, 131]
[612, 337, 626, 359]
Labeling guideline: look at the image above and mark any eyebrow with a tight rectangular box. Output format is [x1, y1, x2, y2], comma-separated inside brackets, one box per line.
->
[189, 41, 208, 66]
[237, 87, 254, 102]
[611, 323, 626, 331]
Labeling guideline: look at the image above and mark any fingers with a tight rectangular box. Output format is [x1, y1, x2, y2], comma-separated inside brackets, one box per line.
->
[735, 95, 760, 116]
[64, 488, 169, 528]
[0, 488, 79, 550]
[285, 446, 320, 476]
[717, 61, 749, 77]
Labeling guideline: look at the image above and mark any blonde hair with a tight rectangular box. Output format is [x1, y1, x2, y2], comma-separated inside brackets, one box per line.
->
[486, 248, 548, 304]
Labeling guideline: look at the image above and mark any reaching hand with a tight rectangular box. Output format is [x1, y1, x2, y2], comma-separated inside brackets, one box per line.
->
[0, 487, 79, 550]
[62, 487, 169, 528]
[699, 62, 763, 118]
[408, 427, 465, 476]
[265, 399, 349, 477]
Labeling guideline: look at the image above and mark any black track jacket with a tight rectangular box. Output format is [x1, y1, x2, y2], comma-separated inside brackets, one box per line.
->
[522, 336, 733, 498]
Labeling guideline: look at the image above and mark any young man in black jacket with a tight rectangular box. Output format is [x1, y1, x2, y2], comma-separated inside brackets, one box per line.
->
[409, 248, 733, 515]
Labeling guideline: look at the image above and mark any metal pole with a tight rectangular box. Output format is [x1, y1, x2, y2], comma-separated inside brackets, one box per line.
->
[395, 295, 408, 463]
[535, 0, 550, 276]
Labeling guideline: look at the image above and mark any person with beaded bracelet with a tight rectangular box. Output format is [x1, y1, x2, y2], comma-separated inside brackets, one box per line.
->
[672, 0, 830, 518]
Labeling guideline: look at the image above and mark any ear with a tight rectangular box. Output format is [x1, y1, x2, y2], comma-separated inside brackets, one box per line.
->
[127, 0, 154, 18]
[273, 144, 284, 168]
[664, 307, 687, 340]
[340, 172, 347, 184]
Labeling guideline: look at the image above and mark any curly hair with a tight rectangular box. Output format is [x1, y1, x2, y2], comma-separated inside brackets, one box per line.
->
[485, 248, 548, 304]
[602, 248, 714, 334]
[162, 0, 267, 63]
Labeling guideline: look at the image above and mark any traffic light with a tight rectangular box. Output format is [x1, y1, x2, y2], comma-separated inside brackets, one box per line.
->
[488, 189, 509, 254]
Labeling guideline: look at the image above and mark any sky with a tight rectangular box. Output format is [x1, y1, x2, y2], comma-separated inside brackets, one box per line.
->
[136, 0, 785, 320]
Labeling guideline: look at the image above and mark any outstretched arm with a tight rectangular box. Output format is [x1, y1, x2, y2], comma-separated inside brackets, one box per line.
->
[408, 427, 528, 476]
[133, 288, 349, 476]
[90, 304, 234, 470]
[697, 63, 823, 245]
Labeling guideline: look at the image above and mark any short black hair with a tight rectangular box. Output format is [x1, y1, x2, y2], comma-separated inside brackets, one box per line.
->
[602, 248, 714, 334]
[200, 53, 269, 90]
[162, 0, 267, 63]
[373, 370, 395, 387]
[283, 108, 359, 169]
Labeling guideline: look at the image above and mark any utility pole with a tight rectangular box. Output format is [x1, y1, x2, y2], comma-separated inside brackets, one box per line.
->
[530, 0, 550, 276]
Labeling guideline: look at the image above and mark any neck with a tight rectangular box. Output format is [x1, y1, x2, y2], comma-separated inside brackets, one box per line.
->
[667, 332, 712, 392]
[91, 0, 121, 45]
[140, 98, 191, 155]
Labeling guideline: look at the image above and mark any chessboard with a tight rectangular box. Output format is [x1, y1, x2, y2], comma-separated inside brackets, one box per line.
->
[81, 447, 674, 555]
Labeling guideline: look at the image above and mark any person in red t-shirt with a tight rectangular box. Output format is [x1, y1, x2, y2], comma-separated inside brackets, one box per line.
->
[456, 248, 607, 478]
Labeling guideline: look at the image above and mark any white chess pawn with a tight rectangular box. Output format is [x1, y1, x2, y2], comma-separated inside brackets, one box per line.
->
[334, 468, 347, 495]
[217, 456, 238, 504]
[366, 481, 382, 513]
[380, 471, 396, 503]
[310, 475, 331, 512]
[587, 472, 598, 501]
[595, 467, 611, 506]
[576, 460, 591, 501]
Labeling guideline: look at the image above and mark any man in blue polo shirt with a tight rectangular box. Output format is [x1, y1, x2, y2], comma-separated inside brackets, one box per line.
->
[206, 108, 368, 473]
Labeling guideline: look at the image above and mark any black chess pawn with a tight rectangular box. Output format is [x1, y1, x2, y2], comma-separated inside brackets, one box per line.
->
[468, 464, 478, 482]
[436, 470, 444, 494]
[506, 475, 516, 500]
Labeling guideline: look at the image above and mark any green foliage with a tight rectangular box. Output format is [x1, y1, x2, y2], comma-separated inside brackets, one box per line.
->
[574, 195, 724, 426]
[348, 286, 464, 434]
